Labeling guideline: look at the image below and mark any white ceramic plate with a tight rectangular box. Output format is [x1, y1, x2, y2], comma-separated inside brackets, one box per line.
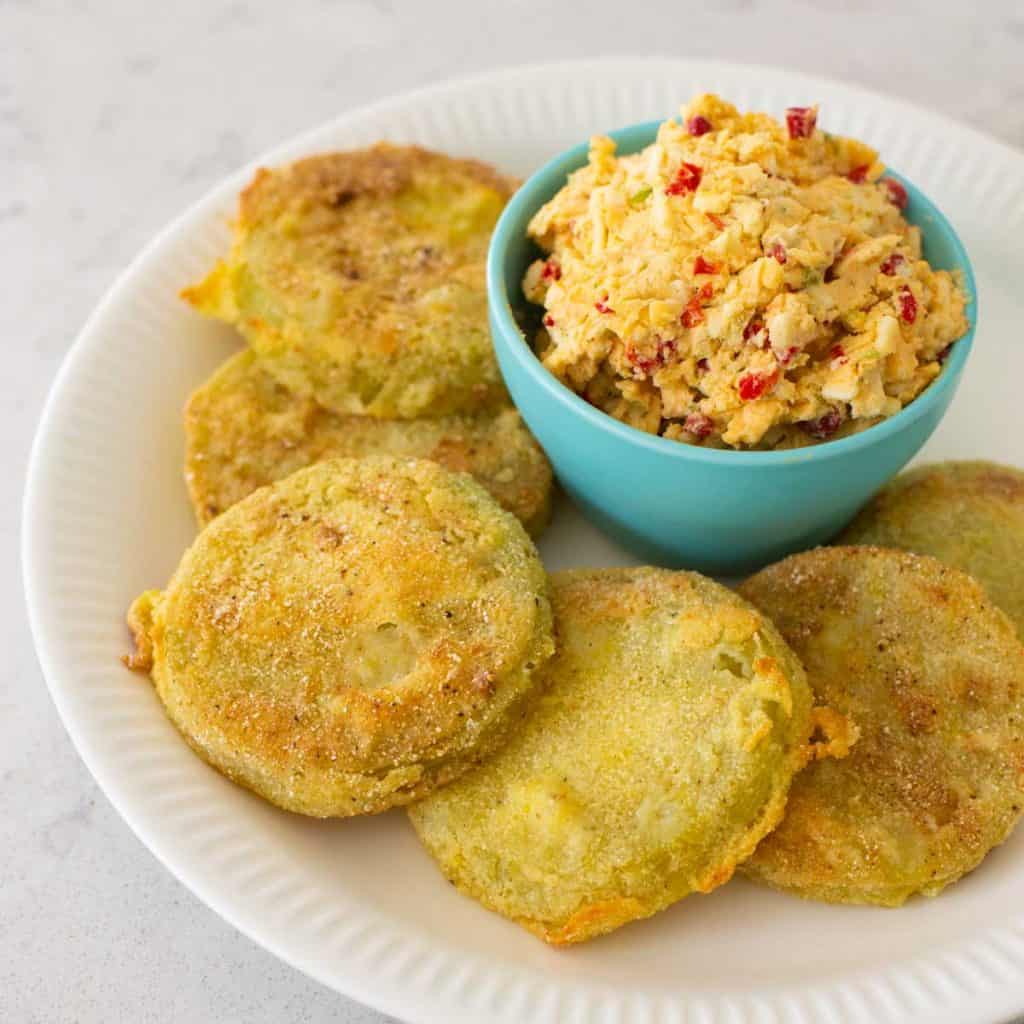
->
[23, 59, 1024, 1024]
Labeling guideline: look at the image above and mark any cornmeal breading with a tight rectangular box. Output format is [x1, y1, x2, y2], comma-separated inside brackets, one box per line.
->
[840, 461, 1024, 636]
[184, 350, 553, 537]
[184, 145, 515, 418]
[409, 567, 816, 944]
[740, 546, 1024, 905]
[126, 457, 554, 818]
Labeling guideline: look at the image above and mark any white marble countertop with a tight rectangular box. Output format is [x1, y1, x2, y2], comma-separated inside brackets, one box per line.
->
[5, 2, 1023, 1021]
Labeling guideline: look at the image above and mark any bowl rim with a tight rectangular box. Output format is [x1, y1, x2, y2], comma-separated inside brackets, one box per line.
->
[487, 118, 978, 467]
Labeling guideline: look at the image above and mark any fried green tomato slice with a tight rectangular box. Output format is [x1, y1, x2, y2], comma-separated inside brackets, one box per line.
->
[125, 456, 554, 818]
[408, 567, 815, 944]
[739, 546, 1024, 906]
[182, 144, 514, 418]
[184, 350, 552, 537]
[839, 460, 1024, 636]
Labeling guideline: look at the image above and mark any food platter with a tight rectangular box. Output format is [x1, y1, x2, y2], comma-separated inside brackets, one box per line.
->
[22, 58, 1024, 1024]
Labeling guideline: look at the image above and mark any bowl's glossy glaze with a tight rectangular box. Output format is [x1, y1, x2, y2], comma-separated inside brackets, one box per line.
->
[487, 121, 977, 574]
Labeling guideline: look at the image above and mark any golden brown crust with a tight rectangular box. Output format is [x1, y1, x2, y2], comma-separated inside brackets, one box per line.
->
[739, 546, 1024, 905]
[184, 350, 552, 537]
[522, 898, 646, 946]
[237, 145, 516, 221]
[183, 144, 516, 419]
[409, 567, 814, 943]
[839, 460, 1024, 636]
[123, 589, 159, 671]
[125, 456, 553, 817]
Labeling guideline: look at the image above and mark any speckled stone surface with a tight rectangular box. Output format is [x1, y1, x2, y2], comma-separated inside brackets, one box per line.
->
[5, 2, 1023, 1021]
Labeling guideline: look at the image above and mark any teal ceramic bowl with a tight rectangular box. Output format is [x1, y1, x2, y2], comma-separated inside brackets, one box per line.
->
[487, 120, 977, 575]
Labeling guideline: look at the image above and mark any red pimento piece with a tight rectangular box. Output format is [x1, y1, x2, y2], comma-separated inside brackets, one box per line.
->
[687, 115, 712, 136]
[882, 178, 909, 210]
[683, 413, 715, 438]
[737, 369, 779, 401]
[696, 357, 709, 373]
[742, 318, 765, 342]
[541, 260, 561, 281]
[898, 286, 918, 324]
[665, 162, 703, 196]
[800, 409, 843, 439]
[627, 351, 659, 374]
[681, 284, 713, 328]
[693, 255, 720, 276]
[705, 212, 725, 230]
[847, 164, 870, 184]
[543, 314, 555, 328]
[830, 344, 847, 363]
[778, 345, 799, 366]
[680, 303, 704, 329]
[785, 106, 818, 139]
[626, 338, 676, 375]
[880, 253, 905, 276]
[595, 295, 614, 314]
[769, 241, 788, 264]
